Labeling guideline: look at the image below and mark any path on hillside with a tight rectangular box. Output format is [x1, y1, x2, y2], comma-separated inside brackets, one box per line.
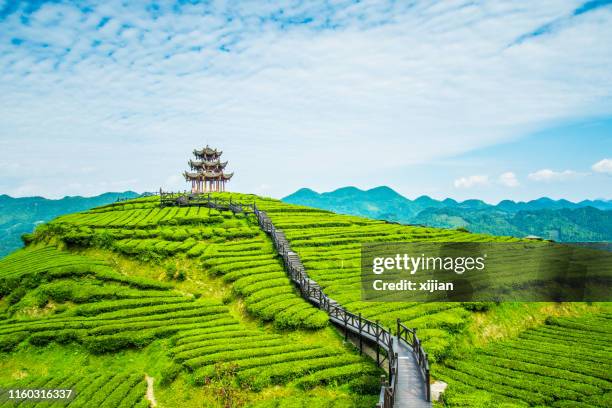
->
[393, 338, 430, 408]
[145, 375, 157, 407]
[158, 193, 432, 407]
[252, 204, 432, 408]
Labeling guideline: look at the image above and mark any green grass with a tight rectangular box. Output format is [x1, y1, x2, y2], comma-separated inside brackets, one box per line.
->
[436, 313, 612, 407]
[37, 197, 327, 330]
[1, 214, 381, 407]
[4, 192, 610, 407]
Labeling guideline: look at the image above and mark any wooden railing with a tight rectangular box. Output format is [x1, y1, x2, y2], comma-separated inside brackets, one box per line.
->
[398, 321, 431, 402]
[252, 204, 408, 407]
[153, 192, 430, 406]
[158, 191, 253, 213]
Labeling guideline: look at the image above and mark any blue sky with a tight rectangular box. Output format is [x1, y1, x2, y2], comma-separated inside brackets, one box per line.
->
[0, 0, 610, 202]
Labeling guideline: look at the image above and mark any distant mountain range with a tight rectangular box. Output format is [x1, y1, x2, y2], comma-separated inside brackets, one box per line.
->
[0, 192, 140, 258]
[283, 186, 612, 242]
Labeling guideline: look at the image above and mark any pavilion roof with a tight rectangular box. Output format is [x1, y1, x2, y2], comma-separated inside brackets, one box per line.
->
[193, 145, 222, 158]
[183, 171, 233, 181]
[189, 159, 228, 169]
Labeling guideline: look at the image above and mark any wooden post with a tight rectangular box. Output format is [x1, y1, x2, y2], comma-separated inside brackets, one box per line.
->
[358, 313, 363, 355]
[344, 312, 348, 340]
[397, 318, 400, 340]
[376, 320, 380, 365]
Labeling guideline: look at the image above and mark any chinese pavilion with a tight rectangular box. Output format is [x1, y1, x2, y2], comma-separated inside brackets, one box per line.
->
[183, 146, 234, 193]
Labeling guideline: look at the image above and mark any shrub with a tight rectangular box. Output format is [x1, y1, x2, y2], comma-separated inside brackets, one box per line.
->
[7, 286, 26, 305]
[20, 233, 34, 246]
[348, 375, 382, 394]
[159, 363, 183, 386]
[165, 264, 177, 280]
[0, 332, 27, 351]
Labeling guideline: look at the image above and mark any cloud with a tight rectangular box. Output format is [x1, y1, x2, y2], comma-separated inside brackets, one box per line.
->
[0, 1, 611, 198]
[527, 169, 587, 182]
[454, 175, 489, 189]
[510, 0, 612, 46]
[498, 172, 520, 187]
[591, 158, 612, 175]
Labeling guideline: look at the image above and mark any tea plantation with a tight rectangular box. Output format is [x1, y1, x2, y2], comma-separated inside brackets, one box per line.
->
[438, 314, 612, 407]
[1, 192, 610, 407]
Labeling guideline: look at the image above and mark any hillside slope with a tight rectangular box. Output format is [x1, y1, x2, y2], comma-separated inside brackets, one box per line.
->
[1, 192, 609, 407]
[0, 192, 139, 258]
[1, 195, 382, 407]
[283, 187, 612, 241]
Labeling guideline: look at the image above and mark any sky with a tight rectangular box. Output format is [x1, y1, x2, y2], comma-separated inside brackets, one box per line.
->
[0, 0, 611, 203]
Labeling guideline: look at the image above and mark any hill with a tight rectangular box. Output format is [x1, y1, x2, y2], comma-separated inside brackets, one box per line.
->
[0, 192, 609, 407]
[413, 206, 612, 241]
[283, 187, 612, 241]
[1, 194, 383, 407]
[0, 192, 140, 258]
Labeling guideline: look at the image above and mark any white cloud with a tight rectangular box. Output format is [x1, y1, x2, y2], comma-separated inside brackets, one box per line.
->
[592, 158, 612, 175]
[454, 175, 489, 189]
[527, 169, 586, 182]
[498, 172, 520, 187]
[0, 1, 611, 198]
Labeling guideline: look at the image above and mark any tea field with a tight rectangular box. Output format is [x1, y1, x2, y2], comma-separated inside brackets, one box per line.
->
[437, 314, 612, 407]
[1, 192, 610, 407]
[0, 245, 380, 407]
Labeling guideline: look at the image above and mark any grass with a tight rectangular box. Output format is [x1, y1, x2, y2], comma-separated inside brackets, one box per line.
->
[436, 312, 612, 407]
[3, 192, 609, 407]
[0, 200, 383, 407]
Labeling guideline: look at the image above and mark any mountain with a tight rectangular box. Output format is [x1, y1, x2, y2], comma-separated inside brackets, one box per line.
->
[283, 186, 612, 241]
[284, 185, 416, 220]
[413, 206, 612, 241]
[0, 191, 140, 258]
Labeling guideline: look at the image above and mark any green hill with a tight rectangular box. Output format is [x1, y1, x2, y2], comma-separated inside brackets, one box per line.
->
[283, 186, 612, 241]
[0, 192, 140, 258]
[1, 192, 610, 407]
[413, 206, 612, 241]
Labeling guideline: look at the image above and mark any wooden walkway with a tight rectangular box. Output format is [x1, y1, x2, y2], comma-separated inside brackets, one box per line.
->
[157, 192, 432, 408]
[394, 338, 430, 408]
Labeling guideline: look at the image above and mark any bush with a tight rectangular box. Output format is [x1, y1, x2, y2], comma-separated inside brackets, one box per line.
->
[348, 375, 382, 394]
[165, 264, 177, 280]
[93, 230, 115, 248]
[462, 302, 494, 312]
[159, 363, 182, 386]
[21, 233, 34, 246]
[0, 333, 27, 351]
[7, 287, 26, 305]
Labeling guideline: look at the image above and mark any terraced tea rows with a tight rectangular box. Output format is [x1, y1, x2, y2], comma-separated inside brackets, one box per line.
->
[170, 326, 376, 391]
[437, 314, 612, 407]
[0, 370, 148, 408]
[13, 192, 610, 408]
[0, 245, 380, 405]
[41, 197, 327, 329]
[233, 196, 516, 360]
